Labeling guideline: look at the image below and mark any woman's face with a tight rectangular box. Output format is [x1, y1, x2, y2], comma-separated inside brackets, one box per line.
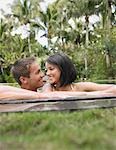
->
[45, 62, 61, 85]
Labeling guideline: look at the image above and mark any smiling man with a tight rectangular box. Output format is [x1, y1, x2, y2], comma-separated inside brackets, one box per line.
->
[11, 57, 45, 92]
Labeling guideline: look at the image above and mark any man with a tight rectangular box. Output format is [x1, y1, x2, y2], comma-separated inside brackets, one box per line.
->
[11, 57, 45, 92]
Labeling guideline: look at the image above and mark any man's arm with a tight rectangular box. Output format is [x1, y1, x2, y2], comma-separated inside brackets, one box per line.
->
[0, 85, 41, 100]
[0, 85, 74, 100]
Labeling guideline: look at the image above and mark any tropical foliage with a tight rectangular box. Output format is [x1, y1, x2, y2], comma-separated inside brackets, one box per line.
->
[0, 0, 116, 82]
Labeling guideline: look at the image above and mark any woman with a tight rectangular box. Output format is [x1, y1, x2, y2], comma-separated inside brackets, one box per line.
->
[43, 52, 116, 94]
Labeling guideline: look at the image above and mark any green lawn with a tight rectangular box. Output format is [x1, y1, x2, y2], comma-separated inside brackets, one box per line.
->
[0, 108, 116, 150]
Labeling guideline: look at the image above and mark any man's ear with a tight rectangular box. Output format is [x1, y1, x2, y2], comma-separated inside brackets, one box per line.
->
[20, 76, 28, 84]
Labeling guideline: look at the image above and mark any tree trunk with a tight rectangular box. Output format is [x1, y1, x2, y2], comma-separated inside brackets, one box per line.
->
[104, 0, 112, 68]
[84, 14, 89, 78]
[28, 36, 31, 54]
[85, 15, 89, 47]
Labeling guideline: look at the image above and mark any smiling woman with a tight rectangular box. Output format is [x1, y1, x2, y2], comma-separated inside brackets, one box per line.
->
[43, 52, 116, 94]
[45, 52, 77, 91]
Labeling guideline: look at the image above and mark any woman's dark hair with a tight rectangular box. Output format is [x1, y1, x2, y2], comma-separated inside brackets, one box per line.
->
[46, 52, 77, 87]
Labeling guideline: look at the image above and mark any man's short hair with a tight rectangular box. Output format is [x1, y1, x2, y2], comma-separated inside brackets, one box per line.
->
[11, 57, 36, 85]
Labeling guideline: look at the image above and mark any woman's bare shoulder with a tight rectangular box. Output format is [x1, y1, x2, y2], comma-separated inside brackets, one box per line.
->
[73, 82, 96, 91]
[72, 82, 87, 91]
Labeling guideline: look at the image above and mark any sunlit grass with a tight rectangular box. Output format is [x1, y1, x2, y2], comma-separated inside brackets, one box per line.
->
[0, 108, 116, 150]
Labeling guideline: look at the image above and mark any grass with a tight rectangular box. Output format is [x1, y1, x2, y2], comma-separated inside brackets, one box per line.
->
[0, 108, 116, 150]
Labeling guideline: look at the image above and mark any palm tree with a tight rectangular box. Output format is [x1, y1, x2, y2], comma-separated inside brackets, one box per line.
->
[11, 0, 42, 54]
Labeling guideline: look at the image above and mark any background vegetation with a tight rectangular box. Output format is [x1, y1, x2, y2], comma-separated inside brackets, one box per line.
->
[0, 0, 116, 83]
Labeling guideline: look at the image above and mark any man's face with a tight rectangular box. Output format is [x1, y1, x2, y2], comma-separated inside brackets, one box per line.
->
[26, 62, 44, 91]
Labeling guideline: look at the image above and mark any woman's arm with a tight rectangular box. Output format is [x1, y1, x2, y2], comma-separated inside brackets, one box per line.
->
[75, 82, 116, 93]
